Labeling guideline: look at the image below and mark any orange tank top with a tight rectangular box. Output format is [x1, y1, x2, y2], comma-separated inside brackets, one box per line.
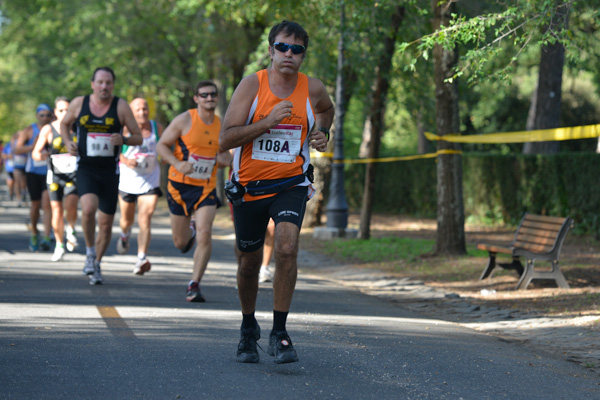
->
[168, 109, 221, 189]
[233, 69, 315, 201]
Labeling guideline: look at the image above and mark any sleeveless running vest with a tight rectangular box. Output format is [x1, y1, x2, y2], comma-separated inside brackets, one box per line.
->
[231, 69, 315, 201]
[48, 124, 77, 181]
[76, 95, 123, 171]
[119, 120, 161, 194]
[25, 123, 48, 175]
[3, 142, 14, 172]
[168, 110, 220, 189]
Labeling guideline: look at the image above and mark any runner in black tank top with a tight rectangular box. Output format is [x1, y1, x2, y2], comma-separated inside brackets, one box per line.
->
[76, 95, 124, 172]
[58, 67, 143, 285]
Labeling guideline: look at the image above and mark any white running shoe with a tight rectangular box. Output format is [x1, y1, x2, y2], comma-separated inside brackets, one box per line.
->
[133, 258, 151, 275]
[89, 261, 103, 285]
[259, 266, 273, 283]
[116, 236, 130, 255]
[82, 255, 95, 275]
[51, 245, 65, 262]
[66, 232, 79, 252]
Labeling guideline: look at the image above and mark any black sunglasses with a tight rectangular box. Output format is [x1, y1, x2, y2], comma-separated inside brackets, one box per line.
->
[38, 113, 52, 118]
[198, 92, 217, 98]
[273, 42, 306, 55]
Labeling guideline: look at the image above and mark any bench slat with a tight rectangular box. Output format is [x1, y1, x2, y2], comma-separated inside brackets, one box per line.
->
[523, 214, 569, 225]
[476, 243, 512, 254]
[520, 220, 563, 232]
[514, 242, 553, 253]
[516, 227, 561, 239]
[514, 234, 556, 247]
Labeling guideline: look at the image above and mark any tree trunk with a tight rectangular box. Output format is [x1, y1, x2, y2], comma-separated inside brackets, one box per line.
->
[358, 6, 405, 239]
[417, 107, 428, 154]
[433, 0, 466, 255]
[523, 0, 569, 154]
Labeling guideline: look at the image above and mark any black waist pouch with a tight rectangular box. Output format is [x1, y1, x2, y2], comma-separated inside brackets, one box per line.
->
[246, 164, 314, 196]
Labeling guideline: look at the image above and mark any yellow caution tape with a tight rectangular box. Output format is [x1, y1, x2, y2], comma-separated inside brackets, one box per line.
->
[310, 149, 461, 164]
[425, 124, 600, 143]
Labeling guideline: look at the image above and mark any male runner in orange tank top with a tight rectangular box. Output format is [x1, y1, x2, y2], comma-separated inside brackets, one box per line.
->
[220, 20, 334, 364]
[157, 81, 232, 303]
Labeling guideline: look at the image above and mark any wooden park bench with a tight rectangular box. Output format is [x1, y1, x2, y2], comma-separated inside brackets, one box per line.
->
[476, 213, 574, 290]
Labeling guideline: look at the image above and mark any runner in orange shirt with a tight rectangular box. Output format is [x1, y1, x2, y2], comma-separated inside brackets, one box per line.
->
[157, 81, 232, 303]
[220, 21, 334, 364]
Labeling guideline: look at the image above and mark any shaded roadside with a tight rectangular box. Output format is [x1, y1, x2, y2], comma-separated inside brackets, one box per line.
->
[296, 213, 600, 376]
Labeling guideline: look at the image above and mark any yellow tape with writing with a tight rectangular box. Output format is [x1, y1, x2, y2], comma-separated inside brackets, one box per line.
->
[425, 124, 600, 144]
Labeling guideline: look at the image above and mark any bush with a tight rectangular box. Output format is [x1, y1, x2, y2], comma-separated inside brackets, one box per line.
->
[340, 152, 600, 234]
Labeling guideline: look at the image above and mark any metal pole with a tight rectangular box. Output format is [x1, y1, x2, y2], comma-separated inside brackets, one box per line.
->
[326, 1, 349, 231]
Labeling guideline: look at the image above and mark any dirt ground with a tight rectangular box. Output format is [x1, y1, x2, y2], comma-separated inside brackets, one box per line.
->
[302, 213, 600, 321]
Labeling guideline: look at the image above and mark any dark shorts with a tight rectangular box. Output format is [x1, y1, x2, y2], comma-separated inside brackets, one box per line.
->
[77, 166, 119, 215]
[7, 172, 14, 180]
[167, 180, 221, 216]
[233, 186, 308, 252]
[48, 173, 78, 202]
[26, 173, 47, 201]
[119, 187, 163, 203]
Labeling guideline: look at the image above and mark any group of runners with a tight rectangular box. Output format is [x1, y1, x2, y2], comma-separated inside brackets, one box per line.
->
[5, 20, 333, 365]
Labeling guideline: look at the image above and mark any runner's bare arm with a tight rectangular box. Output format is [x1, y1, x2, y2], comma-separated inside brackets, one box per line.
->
[219, 74, 293, 151]
[14, 127, 33, 155]
[60, 96, 83, 156]
[156, 112, 194, 175]
[308, 77, 334, 152]
[31, 124, 51, 161]
[116, 99, 143, 146]
[216, 150, 233, 167]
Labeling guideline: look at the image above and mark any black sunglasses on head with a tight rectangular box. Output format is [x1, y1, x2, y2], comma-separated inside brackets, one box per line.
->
[273, 42, 306, 55]
[198, 92, 217, 98]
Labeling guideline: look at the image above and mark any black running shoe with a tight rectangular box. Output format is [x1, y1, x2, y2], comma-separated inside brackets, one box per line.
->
[181, 223, 196, 254]
[268, 331, 299, 364]
[186, 282, 205, 302]
[237, 325, 261, 363]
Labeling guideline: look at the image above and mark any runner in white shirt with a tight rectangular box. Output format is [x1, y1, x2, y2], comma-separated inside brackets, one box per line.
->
[116, 98, 164, 275]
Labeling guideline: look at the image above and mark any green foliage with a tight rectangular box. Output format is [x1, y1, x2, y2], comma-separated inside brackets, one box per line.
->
[344, 158, 437, 216]
[400, 0, 600, 85]
[340, 152, 600, 234]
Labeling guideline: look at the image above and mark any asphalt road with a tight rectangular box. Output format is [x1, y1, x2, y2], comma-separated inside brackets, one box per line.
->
[1, 192, 599, 399]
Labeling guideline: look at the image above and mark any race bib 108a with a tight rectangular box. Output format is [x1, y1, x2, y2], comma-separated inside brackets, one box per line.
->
[252, 124, 302, 163]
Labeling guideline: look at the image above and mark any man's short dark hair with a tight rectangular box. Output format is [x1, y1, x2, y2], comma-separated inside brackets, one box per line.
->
[268, 21, 309, 49]
[195, 80, 217, 95]
[91, 67, 116, 82]
[54, 96, 70, 107]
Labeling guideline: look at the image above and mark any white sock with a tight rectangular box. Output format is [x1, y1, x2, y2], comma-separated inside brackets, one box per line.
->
[86, 246, 96, 257]
[138, 252, 146, 260]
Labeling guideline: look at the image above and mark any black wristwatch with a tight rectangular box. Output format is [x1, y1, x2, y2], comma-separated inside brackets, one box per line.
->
[123, 136, 129, 145]
[318, 127, 330, 141]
